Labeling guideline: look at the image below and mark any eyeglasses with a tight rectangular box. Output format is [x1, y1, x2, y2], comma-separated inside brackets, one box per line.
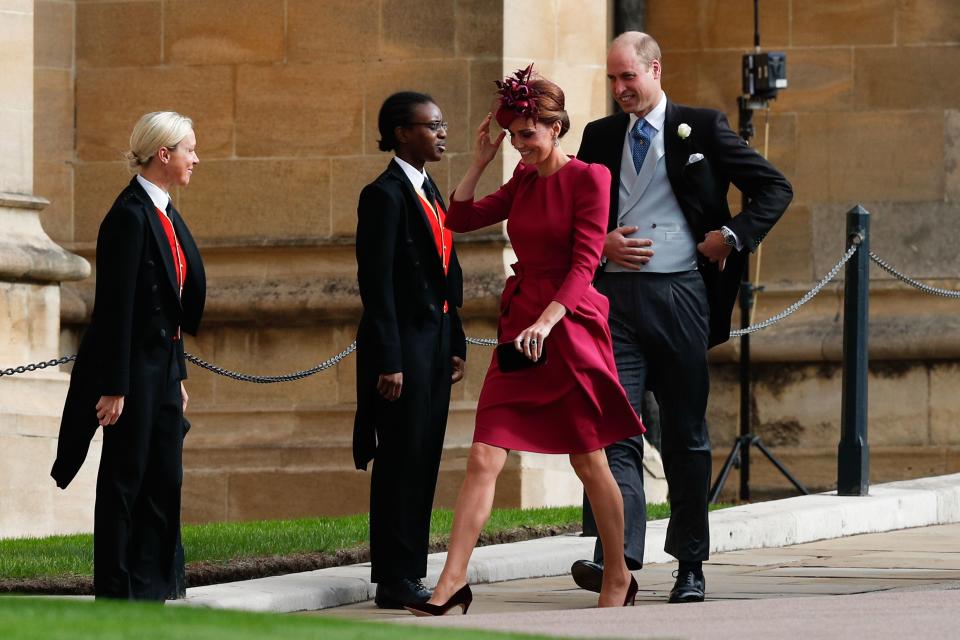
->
[406, 121, 449, 132]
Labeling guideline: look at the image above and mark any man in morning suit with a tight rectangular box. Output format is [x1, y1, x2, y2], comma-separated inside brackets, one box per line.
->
[572, 32, 793, 603]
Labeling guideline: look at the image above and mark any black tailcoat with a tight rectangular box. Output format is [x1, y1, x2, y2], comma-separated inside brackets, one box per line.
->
[52, 177, 206, 489]
[353, 159, 466, 583]
[352, 159, 466, 471]
[51, 177, 205, 599]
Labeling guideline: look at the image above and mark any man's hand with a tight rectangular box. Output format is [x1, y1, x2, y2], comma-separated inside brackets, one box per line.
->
[377, 372, 403, 402]
[696, 230, 732, 271]
[96, 395, 125, 426]
[604, 226, 654, 269]
[451, 356, 465, 384]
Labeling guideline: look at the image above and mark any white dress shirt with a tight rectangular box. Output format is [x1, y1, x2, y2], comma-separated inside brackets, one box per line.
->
[393, 156, 431, 202]
[136, 174, 171, 212]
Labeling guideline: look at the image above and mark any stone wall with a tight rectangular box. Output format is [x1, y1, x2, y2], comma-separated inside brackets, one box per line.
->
[24, 1, 960, 526]
[0, 0, 89, 538]
[646, 0, 960, 495]
[30, 0, 616, 525]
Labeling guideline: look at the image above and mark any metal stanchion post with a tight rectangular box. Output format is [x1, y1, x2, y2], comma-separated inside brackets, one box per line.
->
[837, 204, 870, 495]
[738, 279, 754, 501]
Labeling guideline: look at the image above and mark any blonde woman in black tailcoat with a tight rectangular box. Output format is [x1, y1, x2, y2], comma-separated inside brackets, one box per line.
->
[53, 111, 206, 601]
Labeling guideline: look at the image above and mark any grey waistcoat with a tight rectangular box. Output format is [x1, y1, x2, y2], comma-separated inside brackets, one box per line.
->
[605, 128, 697, 274]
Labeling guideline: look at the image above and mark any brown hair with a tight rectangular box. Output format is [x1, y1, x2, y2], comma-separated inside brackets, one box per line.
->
[528, 75, 570, 138]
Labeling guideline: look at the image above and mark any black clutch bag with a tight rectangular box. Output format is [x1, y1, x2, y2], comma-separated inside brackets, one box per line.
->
[496, 342, 548, 373]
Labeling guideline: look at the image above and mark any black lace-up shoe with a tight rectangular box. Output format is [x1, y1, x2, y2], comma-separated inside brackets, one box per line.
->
[669, 569, 705, 603]
[570, 559, 604, 593]
[375, 578, 432, 609]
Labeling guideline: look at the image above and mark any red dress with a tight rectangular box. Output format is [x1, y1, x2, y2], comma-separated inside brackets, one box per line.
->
[446, 159, 644, 453]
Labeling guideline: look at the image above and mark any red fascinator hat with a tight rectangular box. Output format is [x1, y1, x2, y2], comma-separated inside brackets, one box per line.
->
[494, 64, 538, 129]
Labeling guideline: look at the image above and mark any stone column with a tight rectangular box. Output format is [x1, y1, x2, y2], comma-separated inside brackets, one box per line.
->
[0, 0, 91, 537]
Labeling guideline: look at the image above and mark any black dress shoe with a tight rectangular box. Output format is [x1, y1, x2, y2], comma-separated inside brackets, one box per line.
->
[570, 559, 604, 594]
[669, 569, 705, 603]
[374, 578, 432, 609]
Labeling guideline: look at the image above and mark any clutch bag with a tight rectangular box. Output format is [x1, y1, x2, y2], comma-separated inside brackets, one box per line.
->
[496, 342, 548, 373]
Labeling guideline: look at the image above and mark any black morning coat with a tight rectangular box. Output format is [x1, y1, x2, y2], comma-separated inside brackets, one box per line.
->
[51, 177, 206, 489]
[352, 159, 467, 471]
[578, 100, 793, 347]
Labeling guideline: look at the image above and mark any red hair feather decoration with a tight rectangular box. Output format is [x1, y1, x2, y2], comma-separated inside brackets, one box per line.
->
[494, 64, 538, 129]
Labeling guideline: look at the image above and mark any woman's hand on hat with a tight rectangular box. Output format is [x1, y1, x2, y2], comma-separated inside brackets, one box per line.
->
[474, 113, 506, 169]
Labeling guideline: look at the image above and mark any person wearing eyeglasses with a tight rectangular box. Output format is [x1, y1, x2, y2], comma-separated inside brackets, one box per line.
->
[51, 111, 206, 600]
[353, 91, 467, 610]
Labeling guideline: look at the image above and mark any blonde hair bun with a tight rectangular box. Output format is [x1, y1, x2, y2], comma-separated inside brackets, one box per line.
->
[126, 111, 194, 171]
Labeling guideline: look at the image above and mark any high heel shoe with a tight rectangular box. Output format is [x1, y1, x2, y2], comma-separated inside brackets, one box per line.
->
[404, 584, 473, 616]
[623, 575, 638, 606]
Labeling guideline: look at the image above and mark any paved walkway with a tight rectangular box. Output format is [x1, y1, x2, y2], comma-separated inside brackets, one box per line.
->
[310, 523, 960, 638]
[182, 474, 960, 613]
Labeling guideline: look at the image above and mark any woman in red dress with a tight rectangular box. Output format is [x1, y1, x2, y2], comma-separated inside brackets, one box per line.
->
[405, 66, 644, 616]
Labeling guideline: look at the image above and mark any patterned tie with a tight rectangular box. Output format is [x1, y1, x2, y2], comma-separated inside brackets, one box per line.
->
[630, 119, 653, 173]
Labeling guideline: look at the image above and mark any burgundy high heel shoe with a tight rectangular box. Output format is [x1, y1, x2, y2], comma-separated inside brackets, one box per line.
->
[404, 584, 473, 616]
[623, 575, 639, 606]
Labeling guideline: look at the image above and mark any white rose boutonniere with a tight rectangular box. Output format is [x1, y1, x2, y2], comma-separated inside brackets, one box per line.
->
[677, 123, 692, 139]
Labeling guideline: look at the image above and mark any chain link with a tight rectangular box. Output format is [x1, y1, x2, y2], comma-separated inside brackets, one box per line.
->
[729, 243, 860, 338]
[869, 251, 960, 299]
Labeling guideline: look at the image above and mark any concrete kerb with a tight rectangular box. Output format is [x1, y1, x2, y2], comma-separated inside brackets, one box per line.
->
[175, 473, 960, 613]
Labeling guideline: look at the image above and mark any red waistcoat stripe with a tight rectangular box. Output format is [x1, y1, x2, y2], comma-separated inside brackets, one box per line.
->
[417, 195, 453, 313]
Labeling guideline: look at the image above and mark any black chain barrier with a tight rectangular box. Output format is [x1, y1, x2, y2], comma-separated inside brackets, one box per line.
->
[3, 248, 956, 382]
[184, 344, 357, 384]
[730, 242, 859, 337]
[0, 355, 76, 378]
[868, 251, 960, 299]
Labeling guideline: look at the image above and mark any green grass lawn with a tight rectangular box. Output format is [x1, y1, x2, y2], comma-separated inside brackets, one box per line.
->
[0, 503, 685, 581]
[0, 597, 554, 640]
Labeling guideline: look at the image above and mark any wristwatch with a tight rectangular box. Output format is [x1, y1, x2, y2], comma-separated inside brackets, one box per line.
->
[719, 227, 738, 248]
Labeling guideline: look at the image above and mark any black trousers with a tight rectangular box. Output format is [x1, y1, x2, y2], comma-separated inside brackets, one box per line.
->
[369, 315, 453, 583]
[585, 271, 712, 565]
[94, 345, 184, 600]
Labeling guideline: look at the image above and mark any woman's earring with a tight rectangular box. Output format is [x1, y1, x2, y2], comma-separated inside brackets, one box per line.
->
[553, 136, 559, 147]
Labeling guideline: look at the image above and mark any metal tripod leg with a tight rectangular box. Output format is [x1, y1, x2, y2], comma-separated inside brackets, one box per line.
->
[709, 437, 744, 503]
[754, 438, 810, 495]
[710, 435, 809, 503]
